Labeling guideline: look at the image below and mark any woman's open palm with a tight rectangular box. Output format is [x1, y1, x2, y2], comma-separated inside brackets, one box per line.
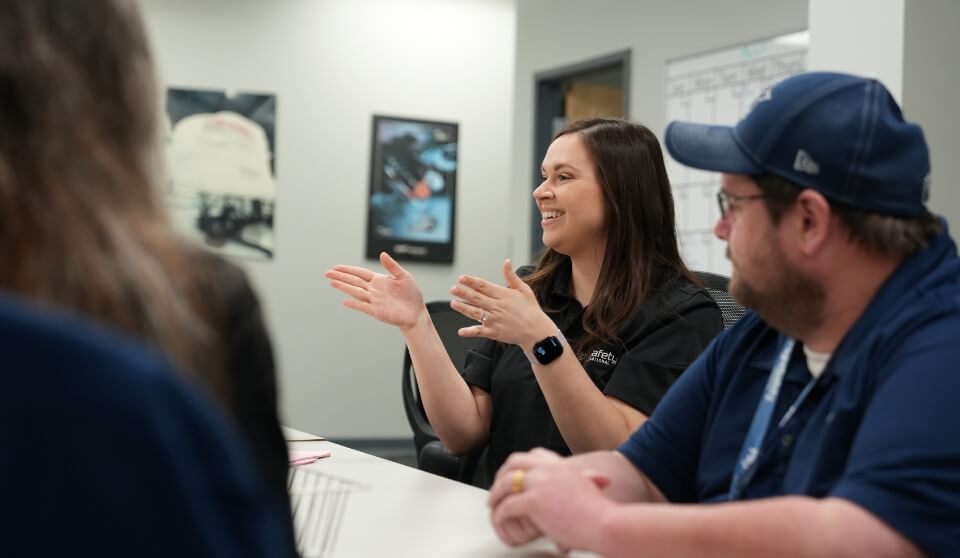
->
[325, 252, 424, 330]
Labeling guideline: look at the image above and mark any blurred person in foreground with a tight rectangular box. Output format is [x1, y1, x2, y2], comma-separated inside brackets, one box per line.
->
[0, 0, 294, 551]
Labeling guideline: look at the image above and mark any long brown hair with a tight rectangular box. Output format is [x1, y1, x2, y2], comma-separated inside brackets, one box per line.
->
[0, 0, 223, 392]
[525, 118, 695, 351]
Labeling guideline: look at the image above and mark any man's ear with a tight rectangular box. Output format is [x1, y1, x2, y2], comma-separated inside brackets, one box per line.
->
[792, 189, 832, 256]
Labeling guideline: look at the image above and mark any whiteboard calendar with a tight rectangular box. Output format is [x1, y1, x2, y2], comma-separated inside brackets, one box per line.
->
[666, 31, 809, 276]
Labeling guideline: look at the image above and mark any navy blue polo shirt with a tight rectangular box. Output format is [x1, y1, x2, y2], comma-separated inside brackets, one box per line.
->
[619, 226, 960, 556]
[0, 294, 293, 557]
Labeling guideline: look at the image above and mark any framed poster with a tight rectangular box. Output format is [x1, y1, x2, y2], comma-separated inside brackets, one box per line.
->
[165, 88, 277, 260]
[366, 115, 458, 264]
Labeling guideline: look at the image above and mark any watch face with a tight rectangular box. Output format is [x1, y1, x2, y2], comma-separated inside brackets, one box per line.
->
[533, 336, 564, 365]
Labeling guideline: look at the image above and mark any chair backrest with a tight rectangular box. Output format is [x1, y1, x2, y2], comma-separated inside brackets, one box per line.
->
[401, 300, 476, 462]
[0, 294, 292, 558]
[693, 270, 747, 329]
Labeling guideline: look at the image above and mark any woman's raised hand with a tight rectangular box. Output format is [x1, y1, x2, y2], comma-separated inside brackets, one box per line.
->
[451, 259, 556, 349]
[325, 252, 425, 331]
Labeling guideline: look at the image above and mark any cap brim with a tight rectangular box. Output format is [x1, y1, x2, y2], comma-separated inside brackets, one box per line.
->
[664, 121, 762, 174]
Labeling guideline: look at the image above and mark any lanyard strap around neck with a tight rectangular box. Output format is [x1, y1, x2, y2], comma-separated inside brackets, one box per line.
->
[728, 337, 820, 501]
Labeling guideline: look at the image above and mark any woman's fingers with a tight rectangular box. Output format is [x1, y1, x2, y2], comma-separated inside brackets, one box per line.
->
[452, 263, 525, 307]
[326, 267, 378, 302]
[450, 282, 490, 309]
[457, 324, 485, 338]
[457, 274, 504, 297]
[501, 258, 525, 289]
[328, 278, 370, 303]
[379, 251, 411, 279]
[450, 298, 484, 322]
[451, 299, 495, 338]
[329, 264, 375, 282]
[450, 299, 490, 338]
[325, 269, 371, 290]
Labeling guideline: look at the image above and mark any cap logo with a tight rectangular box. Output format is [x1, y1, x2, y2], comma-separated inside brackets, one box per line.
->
[793, 149, 820, 175]
[749, 87, 773, 110]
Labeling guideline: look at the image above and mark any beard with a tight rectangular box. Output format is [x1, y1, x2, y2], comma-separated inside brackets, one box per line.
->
[728, 243, 825, 340]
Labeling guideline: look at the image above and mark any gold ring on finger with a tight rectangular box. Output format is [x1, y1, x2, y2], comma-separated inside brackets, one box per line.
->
[511, 469, 524, 494]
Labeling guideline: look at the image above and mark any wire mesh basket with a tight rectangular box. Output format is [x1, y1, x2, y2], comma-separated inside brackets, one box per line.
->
[288, 466, 367, 558]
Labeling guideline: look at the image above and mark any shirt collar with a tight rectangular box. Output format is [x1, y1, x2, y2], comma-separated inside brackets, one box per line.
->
[543, 260, 583, 331]
[746, 332, 825, 386]
[828, 221, 957, 376]
[748, 221, 957, 382]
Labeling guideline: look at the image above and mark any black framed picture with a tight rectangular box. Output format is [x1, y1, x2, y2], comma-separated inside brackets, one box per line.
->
[366, 115, 458, 264]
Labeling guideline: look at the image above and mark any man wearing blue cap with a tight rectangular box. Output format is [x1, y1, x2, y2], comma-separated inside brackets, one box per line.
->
[486, 72, 960, 557]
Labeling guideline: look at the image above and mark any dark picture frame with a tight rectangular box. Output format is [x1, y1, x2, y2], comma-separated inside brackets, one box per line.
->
[365, 115, 458, 264]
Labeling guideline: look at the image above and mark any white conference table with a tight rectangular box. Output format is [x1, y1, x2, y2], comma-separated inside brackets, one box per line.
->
[284, 427, 597, 558]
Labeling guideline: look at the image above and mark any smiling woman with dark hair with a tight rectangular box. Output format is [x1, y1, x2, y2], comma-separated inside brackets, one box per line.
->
[328, 118, 722, 486]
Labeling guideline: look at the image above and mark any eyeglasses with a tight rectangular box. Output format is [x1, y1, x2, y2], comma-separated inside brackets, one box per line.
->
[716, 191, 766, 218]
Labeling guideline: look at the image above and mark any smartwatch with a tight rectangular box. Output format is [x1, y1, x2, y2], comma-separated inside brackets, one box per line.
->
[524, 329, 567, 366]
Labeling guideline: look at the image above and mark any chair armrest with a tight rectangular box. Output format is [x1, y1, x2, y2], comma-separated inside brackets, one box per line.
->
[417, 440, 461, 480]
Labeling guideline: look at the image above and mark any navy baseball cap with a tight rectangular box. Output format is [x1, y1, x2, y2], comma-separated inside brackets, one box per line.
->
[665, 72, 931, 217]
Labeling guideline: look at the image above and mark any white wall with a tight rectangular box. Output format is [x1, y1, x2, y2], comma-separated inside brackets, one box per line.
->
[808, 0, 905, 100]
[805, 0, 960, 237]
[509, 0, 808, 264]
[903, 0, 960, 234]
[141, 0, 517, 438]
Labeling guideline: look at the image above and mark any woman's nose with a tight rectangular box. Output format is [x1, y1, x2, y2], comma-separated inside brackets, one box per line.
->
[533, 181, 551, 200]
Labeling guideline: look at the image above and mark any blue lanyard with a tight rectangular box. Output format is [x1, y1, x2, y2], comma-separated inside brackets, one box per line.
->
[727, 338, 820, 501]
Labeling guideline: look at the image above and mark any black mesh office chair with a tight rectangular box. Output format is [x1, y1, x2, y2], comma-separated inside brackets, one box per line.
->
[693, 271, 747, 329]
[401, 300, 477, 480]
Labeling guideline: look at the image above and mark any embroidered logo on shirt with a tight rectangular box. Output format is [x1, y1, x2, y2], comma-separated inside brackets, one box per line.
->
[586, 349, 618, 367]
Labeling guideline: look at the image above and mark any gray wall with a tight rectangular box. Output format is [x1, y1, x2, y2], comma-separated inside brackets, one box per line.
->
[903, 0, 960, 231]
[508, 0, 808, 264]
[141, 0, 517, 438]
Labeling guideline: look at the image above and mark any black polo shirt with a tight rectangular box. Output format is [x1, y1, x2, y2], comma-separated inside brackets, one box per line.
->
[462, 262, 723, 484]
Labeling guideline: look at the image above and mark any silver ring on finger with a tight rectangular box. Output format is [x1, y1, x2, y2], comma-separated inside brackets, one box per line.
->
[479, 309, 487, 324]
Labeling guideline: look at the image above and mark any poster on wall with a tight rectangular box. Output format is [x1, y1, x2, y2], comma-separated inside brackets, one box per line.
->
[165, 88, 277, 260]
[366, 115, 458, 264]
